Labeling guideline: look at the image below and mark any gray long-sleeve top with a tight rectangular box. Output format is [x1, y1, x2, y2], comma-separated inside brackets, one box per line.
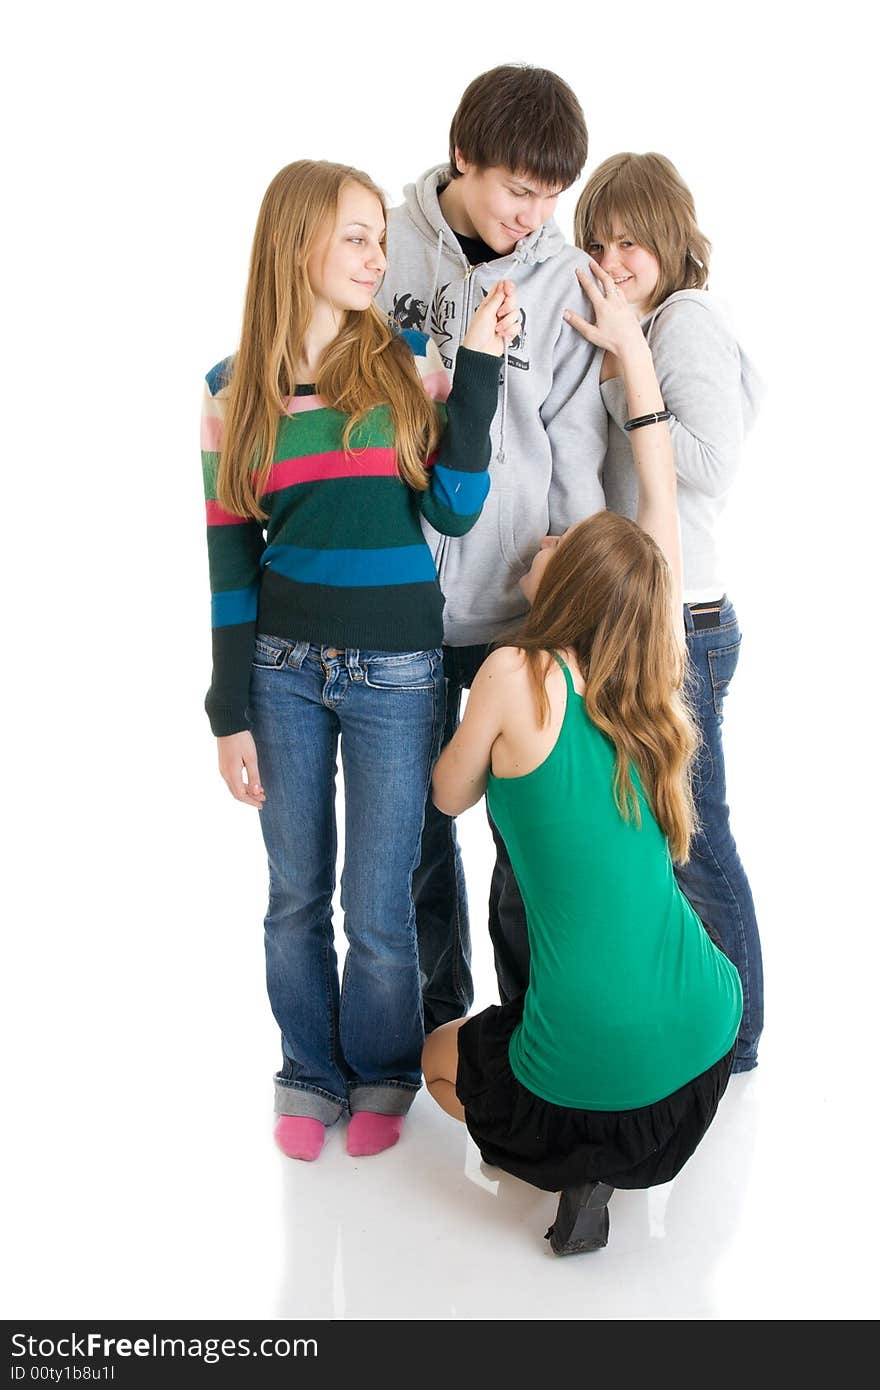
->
[601, 289, 764, 600]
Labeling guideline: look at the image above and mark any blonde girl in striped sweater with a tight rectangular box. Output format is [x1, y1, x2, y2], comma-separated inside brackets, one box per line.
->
[201, 160, 517, 1160]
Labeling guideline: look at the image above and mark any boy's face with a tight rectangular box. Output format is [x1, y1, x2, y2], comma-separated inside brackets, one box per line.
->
[453, 156, 563, 254]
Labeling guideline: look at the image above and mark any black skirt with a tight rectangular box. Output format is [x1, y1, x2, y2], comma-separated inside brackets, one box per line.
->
[455, 998, 735, 1193]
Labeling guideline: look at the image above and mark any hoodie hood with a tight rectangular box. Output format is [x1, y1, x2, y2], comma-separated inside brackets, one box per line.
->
[401, 165, 566, 268]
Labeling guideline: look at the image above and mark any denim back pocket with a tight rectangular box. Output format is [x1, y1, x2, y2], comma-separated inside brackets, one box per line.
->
[362, 651, 437, 691]
[252, 635, 288, 670]
[707, 640, 741, 716]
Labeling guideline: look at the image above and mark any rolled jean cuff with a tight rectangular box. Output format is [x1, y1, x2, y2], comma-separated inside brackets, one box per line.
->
[274, 1079, 346, 1124]
[349, 1082, 420, 1116]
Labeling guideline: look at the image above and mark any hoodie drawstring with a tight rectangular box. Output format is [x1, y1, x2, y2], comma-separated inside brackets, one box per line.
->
[497, 341, 508, 465]
[428, 227, 444, 332]
[429, 222, 508, 465]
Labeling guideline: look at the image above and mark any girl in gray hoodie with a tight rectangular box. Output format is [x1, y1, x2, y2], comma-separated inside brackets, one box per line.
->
[569, 152, 764, 1073]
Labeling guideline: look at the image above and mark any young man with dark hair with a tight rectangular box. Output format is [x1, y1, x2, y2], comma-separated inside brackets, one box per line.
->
[376, 65, 606, 1032]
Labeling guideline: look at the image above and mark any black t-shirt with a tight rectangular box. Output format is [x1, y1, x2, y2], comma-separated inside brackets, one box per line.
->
[437, 181, 505, 266]
[453, 229, 504, 266]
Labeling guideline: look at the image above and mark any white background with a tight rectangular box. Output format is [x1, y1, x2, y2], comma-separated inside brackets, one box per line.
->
[3, 0, 878, 1320]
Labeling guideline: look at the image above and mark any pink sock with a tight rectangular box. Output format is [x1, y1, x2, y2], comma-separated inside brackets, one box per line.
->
[346, 1111, 404, 1157]
[274, 1115, 325, 1161]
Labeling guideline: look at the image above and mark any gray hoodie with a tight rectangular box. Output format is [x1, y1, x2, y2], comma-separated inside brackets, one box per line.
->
[377, 165, 607, 645]
[600, 290, 765, 601]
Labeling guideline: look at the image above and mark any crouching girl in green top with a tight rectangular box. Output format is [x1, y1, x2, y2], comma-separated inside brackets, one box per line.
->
[422, 255, 741, 1255]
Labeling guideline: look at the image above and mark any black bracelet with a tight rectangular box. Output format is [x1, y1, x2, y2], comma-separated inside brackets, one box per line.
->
[623, 410, 672, 432]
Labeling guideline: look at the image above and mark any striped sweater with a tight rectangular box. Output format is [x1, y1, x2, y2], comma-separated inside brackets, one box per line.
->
[201, 332, 499, 736]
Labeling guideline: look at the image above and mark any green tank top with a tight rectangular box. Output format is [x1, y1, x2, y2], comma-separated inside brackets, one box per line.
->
[487, 654, 742, 1111]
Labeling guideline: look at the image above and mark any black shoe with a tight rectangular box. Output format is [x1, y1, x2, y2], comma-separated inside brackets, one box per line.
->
[545, 1181, 613, 1256]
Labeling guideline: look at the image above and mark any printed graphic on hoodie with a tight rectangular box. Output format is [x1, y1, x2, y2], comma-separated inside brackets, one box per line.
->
[390, 293, 429, 331]
[506, 308, 528, 371]
[391, 285, 530, 373]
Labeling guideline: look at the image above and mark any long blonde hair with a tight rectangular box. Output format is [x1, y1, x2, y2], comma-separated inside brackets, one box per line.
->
[513, 513, 699, 862]
[574, 152, 711, 314]
[218, 160, 441, 520]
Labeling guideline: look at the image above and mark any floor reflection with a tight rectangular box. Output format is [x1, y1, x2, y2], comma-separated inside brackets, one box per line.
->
[275, 1071, 760, 1319]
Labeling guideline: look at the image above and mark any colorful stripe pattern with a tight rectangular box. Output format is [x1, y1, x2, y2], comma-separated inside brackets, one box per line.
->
[201, 333, 498, 735]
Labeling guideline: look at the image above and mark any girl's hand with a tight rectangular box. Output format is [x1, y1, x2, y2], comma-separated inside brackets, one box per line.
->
[463, 280, 520, 357]
[564, 259, 648, 361]
[217, 731, 266, 808]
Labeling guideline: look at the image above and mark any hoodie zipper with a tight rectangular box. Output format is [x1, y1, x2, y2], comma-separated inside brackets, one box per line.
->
[458, 263, 509, 472]
[459, 265, 475, 349]
[435, 259, 511, 590]
[431, 265, 474, 594]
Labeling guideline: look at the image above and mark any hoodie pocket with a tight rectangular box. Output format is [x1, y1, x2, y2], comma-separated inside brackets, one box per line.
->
[498, 486, 526, 573]
[498, 485, 548, 576]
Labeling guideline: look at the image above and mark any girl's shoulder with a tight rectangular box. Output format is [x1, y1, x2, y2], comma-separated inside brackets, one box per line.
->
[204, 355, 235, 399]
[479, 645, 533, 680]
[470, 646, 534, 713]
[645, 292, 741, 371]
[485, 647, 573, 778]
[483, 644, 574, 673]
[480, 646, 575, 701]
[392, 326, 450, 403]
[646, 290, 736, 344]
[395, 327, 431, 357]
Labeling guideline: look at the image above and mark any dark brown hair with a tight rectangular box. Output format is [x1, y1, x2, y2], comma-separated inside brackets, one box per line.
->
[574, 153, 711, 313]
[448, 65, 587, 190]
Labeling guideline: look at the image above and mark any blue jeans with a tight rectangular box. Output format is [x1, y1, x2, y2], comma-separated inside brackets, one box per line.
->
[249, 637, 444, 1122]
[413, 644, 531, 1032]
[675, 598, 764, 1072]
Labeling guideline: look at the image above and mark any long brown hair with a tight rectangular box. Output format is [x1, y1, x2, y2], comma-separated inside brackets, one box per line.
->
[574, 152, 711, 313]
[217, 160, 441, 520]
[513, 513, 698, 862]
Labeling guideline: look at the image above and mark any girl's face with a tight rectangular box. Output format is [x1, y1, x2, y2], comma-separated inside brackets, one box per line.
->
[585, 225, 660, 316]
[519, 533, 563, 605]
[308, 184, 387, 314]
